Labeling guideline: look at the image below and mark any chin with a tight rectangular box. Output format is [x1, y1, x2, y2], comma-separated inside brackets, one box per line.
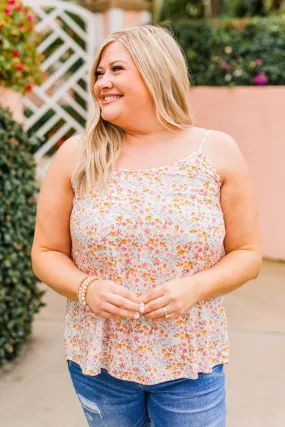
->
[101, 109, 122, 124]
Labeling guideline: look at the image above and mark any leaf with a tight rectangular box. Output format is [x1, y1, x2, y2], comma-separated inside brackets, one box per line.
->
[0, 106, 45, 368]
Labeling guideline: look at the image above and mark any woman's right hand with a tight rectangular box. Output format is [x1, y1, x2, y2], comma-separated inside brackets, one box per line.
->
[85, 279, 143, 320]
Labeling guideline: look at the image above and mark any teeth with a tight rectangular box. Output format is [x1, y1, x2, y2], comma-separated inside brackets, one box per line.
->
[104, 95, 122, 101]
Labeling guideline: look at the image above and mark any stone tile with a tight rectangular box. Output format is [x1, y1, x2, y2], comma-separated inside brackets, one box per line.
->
[225, 260, 285, 333]
[0, 260, 284, 426]
[226, 331, 285, 427]
[0, 298, 85, 427]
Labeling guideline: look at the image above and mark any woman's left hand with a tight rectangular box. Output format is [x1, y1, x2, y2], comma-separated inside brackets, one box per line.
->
[140, 277, 199, 321]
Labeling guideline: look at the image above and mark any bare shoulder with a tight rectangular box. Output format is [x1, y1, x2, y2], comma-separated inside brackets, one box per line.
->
[202, 129, 249, 184]
[57, 134, 83, 161]
[51, 134, 83, 180]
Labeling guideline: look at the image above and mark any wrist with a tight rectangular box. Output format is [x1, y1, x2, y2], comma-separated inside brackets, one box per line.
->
[184, 275, 205, 306]
[85, 280, 99, 307]
[77, 275, 101, 306]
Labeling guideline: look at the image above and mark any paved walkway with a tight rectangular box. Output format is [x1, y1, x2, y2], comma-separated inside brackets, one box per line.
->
[0, 260, 284, 427]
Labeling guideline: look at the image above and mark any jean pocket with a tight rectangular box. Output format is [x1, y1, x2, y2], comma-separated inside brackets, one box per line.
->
[67, 359, 74, 368]
[212, 363, 224, 374]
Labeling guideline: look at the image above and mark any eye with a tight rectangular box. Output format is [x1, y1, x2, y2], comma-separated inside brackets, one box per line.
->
[112, 65, 124, 72]
[94, 65, 124, 78]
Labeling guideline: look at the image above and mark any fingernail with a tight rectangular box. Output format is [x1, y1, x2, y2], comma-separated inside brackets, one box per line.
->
[139, 306, 145, 313]
[134, 313, 140, 320]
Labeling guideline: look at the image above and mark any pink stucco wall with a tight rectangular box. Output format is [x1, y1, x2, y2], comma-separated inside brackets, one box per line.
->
[0, 86, 24, 124]
[102, 10, 141, 38]
[124, 10, 140, 28]
[102, 11, 108, 38]
[1, 84, 283, 260]
[188, 86, 285, 261]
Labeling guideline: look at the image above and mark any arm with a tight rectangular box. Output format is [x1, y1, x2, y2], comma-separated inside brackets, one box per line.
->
[188, 131, 262, 302]
[142, 131, 262, 319]
[32, 135, 142, 317]
[31, 135, 86, 301]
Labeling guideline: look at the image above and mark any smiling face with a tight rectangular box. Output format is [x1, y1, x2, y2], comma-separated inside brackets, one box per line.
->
[93, 41, 154, 129]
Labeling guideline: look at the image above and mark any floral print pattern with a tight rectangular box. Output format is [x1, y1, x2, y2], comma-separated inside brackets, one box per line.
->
[64, 130, 229, 385]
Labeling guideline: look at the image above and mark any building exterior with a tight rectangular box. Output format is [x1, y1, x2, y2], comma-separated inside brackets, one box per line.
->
[79, 0, 152, 36]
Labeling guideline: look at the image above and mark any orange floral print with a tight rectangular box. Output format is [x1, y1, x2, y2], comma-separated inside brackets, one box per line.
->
[64, 130, 229, 385]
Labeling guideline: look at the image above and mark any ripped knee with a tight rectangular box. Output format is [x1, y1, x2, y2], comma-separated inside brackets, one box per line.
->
[77, 394, 103, 420]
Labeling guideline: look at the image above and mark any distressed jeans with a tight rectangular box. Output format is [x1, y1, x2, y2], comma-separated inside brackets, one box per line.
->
[67, 360, 226, 427]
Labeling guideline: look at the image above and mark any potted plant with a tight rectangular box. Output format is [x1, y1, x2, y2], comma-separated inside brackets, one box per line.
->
[0, 0, 42, 122]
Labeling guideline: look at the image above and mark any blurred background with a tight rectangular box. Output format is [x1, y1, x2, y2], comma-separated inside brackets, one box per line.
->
[0, 1, 284, 426]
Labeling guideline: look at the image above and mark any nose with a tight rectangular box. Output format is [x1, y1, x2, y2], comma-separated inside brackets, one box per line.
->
[96, 71, 113, 90]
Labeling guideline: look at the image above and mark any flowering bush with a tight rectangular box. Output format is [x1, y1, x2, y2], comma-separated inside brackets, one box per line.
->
[0, 0, 42, 94]
[170, 16, 285, 86]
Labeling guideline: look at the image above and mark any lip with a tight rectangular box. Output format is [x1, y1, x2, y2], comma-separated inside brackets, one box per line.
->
[101, 95, 124, 105]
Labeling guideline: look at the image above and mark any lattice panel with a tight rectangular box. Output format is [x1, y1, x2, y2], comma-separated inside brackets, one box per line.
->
[22, 1, 102, 166]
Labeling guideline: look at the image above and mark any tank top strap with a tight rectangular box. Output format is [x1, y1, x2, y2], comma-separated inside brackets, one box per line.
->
[198, 129, 212, 154]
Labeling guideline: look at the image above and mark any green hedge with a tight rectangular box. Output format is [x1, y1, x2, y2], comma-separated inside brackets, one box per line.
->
[160, 0, 285, 20]
[168, 15, 285, 86]
[0, 107, 45, 367]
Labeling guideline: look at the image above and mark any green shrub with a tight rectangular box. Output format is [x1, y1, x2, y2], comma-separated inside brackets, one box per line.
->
[221, 0, 285, 18]
[0, 0, 42, 94]
[168, 15, 285, 86]
[160, 0, 285, 20]
[0, 107, 45, 367]
[160, 0, 204, 21]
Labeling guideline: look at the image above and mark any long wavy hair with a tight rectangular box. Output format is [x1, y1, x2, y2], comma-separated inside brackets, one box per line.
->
[72, 24, 194, 196]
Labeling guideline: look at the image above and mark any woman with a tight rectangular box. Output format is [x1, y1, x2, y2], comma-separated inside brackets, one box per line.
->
[31, 25, 262, 426]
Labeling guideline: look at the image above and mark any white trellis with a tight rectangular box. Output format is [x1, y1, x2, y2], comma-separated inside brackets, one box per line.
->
[22, 0, 103, 172]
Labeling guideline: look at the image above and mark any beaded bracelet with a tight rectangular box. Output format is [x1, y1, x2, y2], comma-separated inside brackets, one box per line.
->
[77, 275, 101, 306]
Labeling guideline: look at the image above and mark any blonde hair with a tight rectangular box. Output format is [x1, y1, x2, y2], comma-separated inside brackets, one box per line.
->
[72, 24, 194, 196]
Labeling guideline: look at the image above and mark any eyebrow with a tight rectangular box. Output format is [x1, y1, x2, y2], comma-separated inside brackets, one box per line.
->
[96, 60, 128, 71]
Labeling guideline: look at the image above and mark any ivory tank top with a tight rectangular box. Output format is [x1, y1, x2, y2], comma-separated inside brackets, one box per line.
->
[64, 129, 229, 385]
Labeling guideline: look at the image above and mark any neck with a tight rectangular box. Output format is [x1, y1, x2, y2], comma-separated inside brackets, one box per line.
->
[122, 127, 186, 148]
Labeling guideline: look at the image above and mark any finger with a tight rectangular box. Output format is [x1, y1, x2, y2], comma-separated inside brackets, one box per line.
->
[144, 305, 173, 320]
[100, 310, 114, 319]
[108, 293, 141, 312]
[100, 310, 140, 320]
[143, 296, 169, 315]
[113, 284, 142, 304]
[141, 287, 165, 305]
[102, 302, 140, 320]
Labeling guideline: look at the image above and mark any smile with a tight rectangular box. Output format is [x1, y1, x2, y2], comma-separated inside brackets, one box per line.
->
[102, 95, 123, 105]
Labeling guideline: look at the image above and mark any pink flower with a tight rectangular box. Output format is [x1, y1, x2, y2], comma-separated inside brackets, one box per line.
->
[16, 64, 23, 71]
[256, 59, 264, 66]
[26, 84, 33, 91]
[221, 62, 232, 72]
[12, 50, 19, 57]
[254, 72, 269, 86]
[27, 14, 35, 22]
[8, 0, 16, 5]
[4, 8, 12, 15]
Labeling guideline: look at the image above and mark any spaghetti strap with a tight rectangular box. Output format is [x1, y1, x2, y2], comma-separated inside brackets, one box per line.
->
[198, 129, 212, 153]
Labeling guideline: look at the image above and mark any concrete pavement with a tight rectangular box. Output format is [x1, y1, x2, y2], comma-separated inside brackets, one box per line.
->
[0, 259, 284, 427]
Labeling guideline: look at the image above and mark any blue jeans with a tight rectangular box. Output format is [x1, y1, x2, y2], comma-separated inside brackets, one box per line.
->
[67, 360, 226, 427]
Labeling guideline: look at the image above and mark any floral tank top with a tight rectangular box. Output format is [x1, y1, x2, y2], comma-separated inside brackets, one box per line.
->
[64, 129, 229, 385]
